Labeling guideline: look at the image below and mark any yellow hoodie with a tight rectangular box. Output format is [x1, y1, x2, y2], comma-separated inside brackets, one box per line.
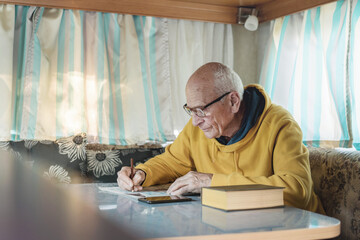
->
[137, 84, 324, 213]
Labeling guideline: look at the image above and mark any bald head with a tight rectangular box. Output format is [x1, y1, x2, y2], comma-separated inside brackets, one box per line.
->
[186, 62, 244, 100]
[184, 62, 245, 139]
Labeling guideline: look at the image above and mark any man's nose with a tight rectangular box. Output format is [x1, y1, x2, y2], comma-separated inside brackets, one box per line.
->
[192, 114, 203, 126]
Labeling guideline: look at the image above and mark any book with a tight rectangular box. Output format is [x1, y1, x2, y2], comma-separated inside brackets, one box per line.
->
[201, 184, 284, 211]
[201, 205, 286, 231]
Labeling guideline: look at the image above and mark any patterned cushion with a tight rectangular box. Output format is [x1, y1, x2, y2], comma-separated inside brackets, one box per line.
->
[31, 133, 88, 184]
[86, 144, 165, 183]
[3, 137, 165, 184]
[10, 141, 32, 165]
[0, 141, 28, 164]
[309, 147, 360, 240]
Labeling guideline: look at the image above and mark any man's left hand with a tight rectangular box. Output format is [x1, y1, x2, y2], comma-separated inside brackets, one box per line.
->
[166, 171, 213, 195]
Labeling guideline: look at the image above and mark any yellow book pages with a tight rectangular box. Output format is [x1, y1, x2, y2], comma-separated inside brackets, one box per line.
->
[201, 184, 284, 211]
[202, 187, 228, 210]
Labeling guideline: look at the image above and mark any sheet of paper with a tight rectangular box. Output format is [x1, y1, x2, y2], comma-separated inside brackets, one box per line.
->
[98, 186, 169, 200]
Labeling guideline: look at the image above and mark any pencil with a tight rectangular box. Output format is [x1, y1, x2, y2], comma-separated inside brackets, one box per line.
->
[130, 158, 134, 179]
[130, 158, 134, 192]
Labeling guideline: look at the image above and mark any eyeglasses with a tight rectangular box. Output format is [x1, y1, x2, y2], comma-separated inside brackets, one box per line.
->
[183, 92, 231, 117]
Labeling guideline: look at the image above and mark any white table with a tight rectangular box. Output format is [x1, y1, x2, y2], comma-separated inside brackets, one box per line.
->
[67, 183, 340, 240]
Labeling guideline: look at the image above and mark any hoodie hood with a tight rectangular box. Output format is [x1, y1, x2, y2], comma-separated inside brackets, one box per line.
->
[211, 84, 272, 153]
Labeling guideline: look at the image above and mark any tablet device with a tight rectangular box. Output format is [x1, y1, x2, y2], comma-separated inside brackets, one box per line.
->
[138, 195, 192, 204]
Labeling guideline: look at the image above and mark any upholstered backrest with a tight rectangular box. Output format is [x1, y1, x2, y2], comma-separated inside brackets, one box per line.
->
[85, 143, 164, 182]
[1, 134, 165, 184]
[309, 147, 360, 240]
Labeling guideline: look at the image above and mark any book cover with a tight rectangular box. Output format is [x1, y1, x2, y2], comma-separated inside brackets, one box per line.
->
[201, 184, 284, 211]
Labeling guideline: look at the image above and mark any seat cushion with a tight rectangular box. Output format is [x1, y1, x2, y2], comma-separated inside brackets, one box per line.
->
[309, 147, 360, 240]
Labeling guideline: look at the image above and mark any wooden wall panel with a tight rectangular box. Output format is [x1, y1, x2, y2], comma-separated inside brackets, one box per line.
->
[257, 0, 338, 22]
[0, 0, 339, 24]
[0, 0, 238, 24]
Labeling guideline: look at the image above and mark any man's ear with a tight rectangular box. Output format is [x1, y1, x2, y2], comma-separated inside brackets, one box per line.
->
[230, 92, 241, 112]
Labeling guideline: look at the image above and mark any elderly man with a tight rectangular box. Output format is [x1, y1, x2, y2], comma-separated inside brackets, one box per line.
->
[117, 62, 324, 213]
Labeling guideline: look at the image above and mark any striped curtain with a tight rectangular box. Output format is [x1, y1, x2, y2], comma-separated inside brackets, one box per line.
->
[0, 5, 233, 145]
[259, 0, 360, 150]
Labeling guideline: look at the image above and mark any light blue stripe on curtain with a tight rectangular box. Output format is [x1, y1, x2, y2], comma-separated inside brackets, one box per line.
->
[350, 0, 360, 150]
[12, 7, 29, 140]
[27, 8, 44, 139]
[287, 17, 300, 115]
[301, 10, 312, 142]
[313, 7, 324, 146]
[326, 0, 349, 147]
[270, 16, 289, 99]
[134, 16, 155, 140]
[56, 10, 66, 138]
[111, 14, 126, 145]
[104, 13, 126, 145]
[68, 10, 75, 136]
[287, 54, 297, 115]
[103, 13, 113, 144]
[260, 36, 275, 95]
[80, 11, 86, 134]
[149, 18, 166, 142]
[97, 12, 105, 143]
[300, 8, 323, 146]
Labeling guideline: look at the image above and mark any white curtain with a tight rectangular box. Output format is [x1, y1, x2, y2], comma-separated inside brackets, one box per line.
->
[168, 20, 234, 134]
[0, 5, 234, 145]
[259, 0, 360, 150]
[0, 5, 16, 140]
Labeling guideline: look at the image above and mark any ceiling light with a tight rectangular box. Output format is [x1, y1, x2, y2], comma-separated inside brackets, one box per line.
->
[237, 7, 259, 31]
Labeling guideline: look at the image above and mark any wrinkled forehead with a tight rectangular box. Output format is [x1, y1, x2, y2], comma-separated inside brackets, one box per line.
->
[185, 76, 217, 108]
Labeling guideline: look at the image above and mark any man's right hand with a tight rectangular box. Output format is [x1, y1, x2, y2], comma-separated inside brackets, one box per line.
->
[117, 167, 146, 191]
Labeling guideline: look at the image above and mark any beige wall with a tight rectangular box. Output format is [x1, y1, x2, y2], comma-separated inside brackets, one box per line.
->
[232, 24, 258, 86]
[232, 22, 271, 86]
